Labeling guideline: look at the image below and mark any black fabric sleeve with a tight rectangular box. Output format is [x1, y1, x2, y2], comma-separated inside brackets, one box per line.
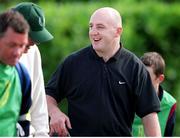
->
[45, 59, 69, 103]
[45, 63, 62, 102]
[133, 60, 160, 118]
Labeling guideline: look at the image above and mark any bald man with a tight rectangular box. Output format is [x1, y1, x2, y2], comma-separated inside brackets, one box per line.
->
[46, 7, 161, 136]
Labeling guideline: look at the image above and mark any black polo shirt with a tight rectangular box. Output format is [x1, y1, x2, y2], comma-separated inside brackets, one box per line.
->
[46, 45, 160, 136]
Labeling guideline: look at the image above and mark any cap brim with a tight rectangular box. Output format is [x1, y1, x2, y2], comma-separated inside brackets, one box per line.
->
[29, 28, 53, 43]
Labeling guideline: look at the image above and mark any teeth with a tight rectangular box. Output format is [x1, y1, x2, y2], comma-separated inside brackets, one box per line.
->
[94, 38, 100, 41]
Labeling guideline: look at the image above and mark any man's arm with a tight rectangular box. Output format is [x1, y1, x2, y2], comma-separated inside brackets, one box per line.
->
[20, 46, 49, 136]
[46, 95, 72, 136]
[142, 112, 161, 136]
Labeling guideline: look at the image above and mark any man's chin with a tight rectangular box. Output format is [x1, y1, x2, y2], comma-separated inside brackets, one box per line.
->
[9, 59, 19, 66]
[92, 44, 102, 51]
[7, 63, 16, 66]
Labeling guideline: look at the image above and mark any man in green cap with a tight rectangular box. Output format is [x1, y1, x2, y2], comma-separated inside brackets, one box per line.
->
[12, 2, 54, 136]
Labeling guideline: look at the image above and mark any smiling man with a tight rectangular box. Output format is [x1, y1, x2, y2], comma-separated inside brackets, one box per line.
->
[46, 7, 161, 136]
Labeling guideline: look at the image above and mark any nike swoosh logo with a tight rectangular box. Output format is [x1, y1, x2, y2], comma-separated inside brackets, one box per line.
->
[118, 81, 126, 85]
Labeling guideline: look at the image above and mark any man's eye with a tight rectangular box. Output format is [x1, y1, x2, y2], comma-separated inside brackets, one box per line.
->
[97, 26, 104, 29]
[7, 43, 15, 48]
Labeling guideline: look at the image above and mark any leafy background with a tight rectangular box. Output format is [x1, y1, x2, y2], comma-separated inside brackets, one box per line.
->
[1, 0, 180, 135]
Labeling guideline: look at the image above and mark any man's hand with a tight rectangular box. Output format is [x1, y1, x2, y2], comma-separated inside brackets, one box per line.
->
[47, 95, 72, 136]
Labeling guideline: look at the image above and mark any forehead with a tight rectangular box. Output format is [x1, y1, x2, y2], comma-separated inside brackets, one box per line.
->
[1, 27, 28, 44]
[89, 10, 114, 25]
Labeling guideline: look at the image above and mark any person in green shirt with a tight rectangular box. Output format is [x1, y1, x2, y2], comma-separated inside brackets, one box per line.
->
[132, 52, 177, 136]
[0, 10, 31, 136]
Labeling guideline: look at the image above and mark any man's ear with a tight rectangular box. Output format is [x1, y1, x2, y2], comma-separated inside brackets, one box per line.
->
[115, 27, 123, 37]
[158, 74, 164, 83]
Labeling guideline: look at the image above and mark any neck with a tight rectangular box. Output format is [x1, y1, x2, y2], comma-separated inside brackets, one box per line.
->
[96, 43, 120, 62]
[155, 84, 160, 95]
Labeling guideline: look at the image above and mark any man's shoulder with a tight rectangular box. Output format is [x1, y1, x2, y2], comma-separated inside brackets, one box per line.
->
[15, 62, 30, 83]
[118, 47, 143, 69]
[72, 46, 91, 56]
[119, 47, 139, 61]
[65, 46, 91, 61]
[20, 45, 39, 59]
[19, 45, 41, 73]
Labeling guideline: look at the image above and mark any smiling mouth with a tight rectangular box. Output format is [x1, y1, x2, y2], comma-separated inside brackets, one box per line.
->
[93, 38, 101, 42]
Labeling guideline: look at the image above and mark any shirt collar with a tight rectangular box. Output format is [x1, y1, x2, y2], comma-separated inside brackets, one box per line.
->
[90, 43, 123, 62]
[112, 42, 123, 61]
[90, 45, 102, 61]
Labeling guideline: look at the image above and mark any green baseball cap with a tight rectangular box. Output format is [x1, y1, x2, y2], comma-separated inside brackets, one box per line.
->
[13, 2, 53, 43]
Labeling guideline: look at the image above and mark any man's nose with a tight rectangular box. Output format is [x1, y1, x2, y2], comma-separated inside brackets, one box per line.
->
[89, 28, 99, 35]
[13, 47, 24, 57]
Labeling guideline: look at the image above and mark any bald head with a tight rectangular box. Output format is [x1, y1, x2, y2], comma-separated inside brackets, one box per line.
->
[90, 7, 122, 28]
[89, 7, 123, 61]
